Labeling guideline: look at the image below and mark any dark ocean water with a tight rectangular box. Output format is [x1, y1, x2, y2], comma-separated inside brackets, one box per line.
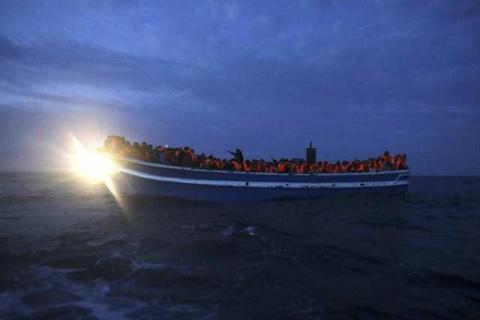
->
[1, 173, 480, 320]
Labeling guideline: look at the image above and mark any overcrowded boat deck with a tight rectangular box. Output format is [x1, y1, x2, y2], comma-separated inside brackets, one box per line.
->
[102, 136, 409, 202]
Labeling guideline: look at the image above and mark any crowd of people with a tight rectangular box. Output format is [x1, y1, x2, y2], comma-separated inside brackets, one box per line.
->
[100, 135, 408, 174]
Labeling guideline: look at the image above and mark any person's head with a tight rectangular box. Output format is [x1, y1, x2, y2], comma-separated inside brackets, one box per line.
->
[384, 150, 390, 156]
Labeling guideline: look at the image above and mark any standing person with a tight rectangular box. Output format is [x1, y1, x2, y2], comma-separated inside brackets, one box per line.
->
[228, 148, 244, 162]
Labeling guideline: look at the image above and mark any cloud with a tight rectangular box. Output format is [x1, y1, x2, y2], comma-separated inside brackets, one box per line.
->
[1, 0, 479, 114]
[0, 1, 479, 174]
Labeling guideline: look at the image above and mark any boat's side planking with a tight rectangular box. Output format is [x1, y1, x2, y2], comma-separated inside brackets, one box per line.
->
[115, 157, 409, 184]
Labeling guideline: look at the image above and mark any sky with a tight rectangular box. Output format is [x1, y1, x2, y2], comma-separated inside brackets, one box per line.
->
[0, 0, 479, 175]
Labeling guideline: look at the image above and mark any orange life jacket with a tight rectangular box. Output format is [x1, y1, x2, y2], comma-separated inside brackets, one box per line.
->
[341, 163, 350, 172]
[290, 163, 297, 173]
[395, 159, 402, 170]
[319, 163, 326, 172]
[211, 160, 220, 169]
[232, 161, 242, 171]
[297, 163, 305, 174]
[359, 163, 366, 172]
[257, 163, 265, 172]
[202, 159, 210, 169]
[186, 149, 195, 162]
[243, 161, 251, 172]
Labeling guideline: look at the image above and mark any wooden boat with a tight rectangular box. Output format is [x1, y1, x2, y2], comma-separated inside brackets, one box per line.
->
[111, 157, 409, 202]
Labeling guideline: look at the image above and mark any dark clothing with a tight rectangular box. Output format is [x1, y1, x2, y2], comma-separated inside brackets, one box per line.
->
[228, 149, 244, 162]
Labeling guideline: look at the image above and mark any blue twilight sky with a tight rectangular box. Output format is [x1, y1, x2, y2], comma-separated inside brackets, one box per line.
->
[0, 0, 479, 175]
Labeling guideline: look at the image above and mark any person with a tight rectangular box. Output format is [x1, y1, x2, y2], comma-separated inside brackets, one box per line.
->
[231, 159, 242, 171]
[228, 148, 244, 162]
[395, 154, 407, 170]
[341, 161, 350, 173]
[297, 161, 306, 174]
[308, 162, 317, 173]
[401, 154, 408, 169]
[383, 150, 392, 163]
[102, 136, 409, 174]
[332, 161, 341, 173]
[243, 160, 251, 172]
[153, 146, 167, 163]
[194, 153, 206, 168]
[277, 160, 287, 173]
[358, 161, 366, 172]
[179, 147, 194, 166]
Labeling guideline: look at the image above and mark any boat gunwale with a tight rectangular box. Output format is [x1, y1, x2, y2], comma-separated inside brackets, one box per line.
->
[114, 156, 410, 177]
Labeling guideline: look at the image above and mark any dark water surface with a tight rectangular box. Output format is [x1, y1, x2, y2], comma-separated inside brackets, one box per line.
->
[1, 173, 480, 319]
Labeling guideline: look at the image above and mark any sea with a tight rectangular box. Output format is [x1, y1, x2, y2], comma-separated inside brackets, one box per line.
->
[0, 173, 479, 320]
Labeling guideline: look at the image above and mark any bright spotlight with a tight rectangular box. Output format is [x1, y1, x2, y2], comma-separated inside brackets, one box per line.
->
[70, 138, 118, 183]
